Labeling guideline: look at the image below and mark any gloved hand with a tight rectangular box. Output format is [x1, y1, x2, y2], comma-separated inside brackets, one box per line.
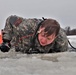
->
[0, 42, 11, 52]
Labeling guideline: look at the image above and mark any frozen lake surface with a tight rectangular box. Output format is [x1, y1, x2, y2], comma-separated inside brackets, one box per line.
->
[0, 35, 76, 75]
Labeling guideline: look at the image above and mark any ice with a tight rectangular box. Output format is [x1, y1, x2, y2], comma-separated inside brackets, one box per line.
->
[0, 36, 76, 75]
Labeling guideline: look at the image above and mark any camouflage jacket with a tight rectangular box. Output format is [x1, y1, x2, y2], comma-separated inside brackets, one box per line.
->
[2, 15, 68, 53]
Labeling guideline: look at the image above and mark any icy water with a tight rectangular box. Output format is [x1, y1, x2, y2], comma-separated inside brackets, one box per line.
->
[0, 35, 76, 75]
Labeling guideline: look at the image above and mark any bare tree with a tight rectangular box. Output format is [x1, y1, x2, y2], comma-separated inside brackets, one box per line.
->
[64, 26, 71, 35]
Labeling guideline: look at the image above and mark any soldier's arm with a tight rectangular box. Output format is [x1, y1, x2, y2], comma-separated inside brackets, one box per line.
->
[3, 15, 14, 41]
[1, 15, 23, 52]
[0, 16, 14, 52]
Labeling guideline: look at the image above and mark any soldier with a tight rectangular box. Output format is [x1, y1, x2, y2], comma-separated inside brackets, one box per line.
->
[0, 15, 68, 53]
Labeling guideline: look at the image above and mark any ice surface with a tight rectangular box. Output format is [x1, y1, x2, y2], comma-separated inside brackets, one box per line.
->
[0, 36, 76, 75]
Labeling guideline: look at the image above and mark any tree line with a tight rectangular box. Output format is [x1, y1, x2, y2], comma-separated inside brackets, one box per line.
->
[64, 26, 76, 35]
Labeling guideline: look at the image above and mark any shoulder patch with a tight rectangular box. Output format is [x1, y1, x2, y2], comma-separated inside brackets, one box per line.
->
[9, 16, 22, 27]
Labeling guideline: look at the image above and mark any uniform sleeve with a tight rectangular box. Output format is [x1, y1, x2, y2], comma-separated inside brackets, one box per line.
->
[54, 28, 68, 52]
[3, 15, 23, 41]
[2, 15, 13, 41]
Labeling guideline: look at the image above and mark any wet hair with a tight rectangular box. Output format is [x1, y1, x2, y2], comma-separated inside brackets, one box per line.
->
[40, 19, 60, 36]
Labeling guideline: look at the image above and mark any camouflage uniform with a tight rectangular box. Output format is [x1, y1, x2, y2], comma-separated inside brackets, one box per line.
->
[2, 15, 68, 53]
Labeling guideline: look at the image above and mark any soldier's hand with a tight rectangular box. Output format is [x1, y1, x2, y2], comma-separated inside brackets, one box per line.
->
[0, 42, 11, 52]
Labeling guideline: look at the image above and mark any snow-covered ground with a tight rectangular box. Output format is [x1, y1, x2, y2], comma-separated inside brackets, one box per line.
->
[0, 35, 76, 75]
[67, 35, 76, 47]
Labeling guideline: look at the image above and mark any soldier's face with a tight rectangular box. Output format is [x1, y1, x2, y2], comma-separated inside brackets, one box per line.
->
[38, 27, 56, 46]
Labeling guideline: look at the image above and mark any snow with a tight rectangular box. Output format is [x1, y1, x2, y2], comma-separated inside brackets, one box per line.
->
[0, 36, 76, 75]
[67, 35, 76, 47]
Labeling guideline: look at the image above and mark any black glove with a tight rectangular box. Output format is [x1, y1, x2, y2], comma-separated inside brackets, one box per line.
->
[0, 42, 11, 52]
